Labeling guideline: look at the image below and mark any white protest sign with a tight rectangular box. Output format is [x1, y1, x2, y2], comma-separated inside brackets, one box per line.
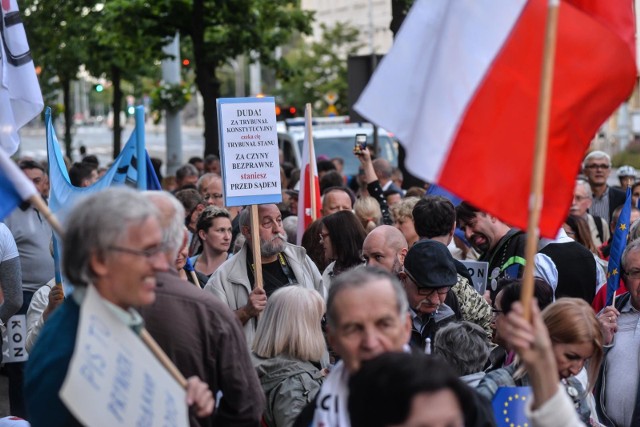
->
[5, 314, 28, 362]
[216, 97, 282, 207]
[460, 260, 489, 295]
[60, 286, 188, 427]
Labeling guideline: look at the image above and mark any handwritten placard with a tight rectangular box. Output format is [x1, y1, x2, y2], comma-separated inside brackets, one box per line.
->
[216, 97, 282, 207]
[5, 314, 28, 363]
[60, 286, 188, 427]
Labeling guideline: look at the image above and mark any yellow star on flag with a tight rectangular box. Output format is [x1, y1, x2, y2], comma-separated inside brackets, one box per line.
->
[620, 223, 627, 231]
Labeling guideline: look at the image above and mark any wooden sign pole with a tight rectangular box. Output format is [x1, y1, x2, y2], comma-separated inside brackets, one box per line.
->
[250, 204, 263, 289]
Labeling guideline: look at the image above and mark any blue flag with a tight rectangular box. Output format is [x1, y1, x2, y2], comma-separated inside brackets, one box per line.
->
[606, 186, 632, 306]
[0, 167, 22, 220]
[492, 386, 531, 427]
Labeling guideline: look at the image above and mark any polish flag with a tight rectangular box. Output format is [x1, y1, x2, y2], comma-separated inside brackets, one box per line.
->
[355, 0, 636, 238]
[296, 106, 322, 245]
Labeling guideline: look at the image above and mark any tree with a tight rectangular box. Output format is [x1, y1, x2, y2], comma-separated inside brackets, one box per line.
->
[277, 22, 363, 116]
[115, 0, 313, 157]
[23, 0, 96, 157]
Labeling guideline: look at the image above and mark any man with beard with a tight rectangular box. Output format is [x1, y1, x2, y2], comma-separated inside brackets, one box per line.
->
[456, 202, 527, 304]
[205, 204, 324, 346]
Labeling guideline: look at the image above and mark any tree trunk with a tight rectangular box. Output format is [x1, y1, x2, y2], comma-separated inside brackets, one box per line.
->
[111, 65, 122, 158]
[61, 78, 73, 158]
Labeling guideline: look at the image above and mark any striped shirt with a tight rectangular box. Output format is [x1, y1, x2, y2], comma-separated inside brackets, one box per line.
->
[591, 187, 611, 223]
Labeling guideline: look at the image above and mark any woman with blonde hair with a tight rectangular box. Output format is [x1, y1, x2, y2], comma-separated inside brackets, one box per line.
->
[390, 196, 420, 247]
[252, 287, 328, 427]
[354, 196, 382, 233]
[476, 298, 604, 425]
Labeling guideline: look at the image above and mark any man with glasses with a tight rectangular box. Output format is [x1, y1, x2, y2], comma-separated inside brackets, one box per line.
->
[24, 187, 215, 426]
[582, 150, 625, 224]
[205, 204, 324, 347]
[400, 240, 459, 351]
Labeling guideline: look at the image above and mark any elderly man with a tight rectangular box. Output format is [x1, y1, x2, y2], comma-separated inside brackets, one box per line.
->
[176, 163, 200, 190]
[140, 191, 265, 427]
[308, 267, 412, 426]
[362, 225, 407, 274]
[24, 188, 214, 427]
[456, 202, 527, 303]
[197, 173, 224, 208]
[595, 239, 640, 426]
[372, 158, 402, 194]
[583, 151, 625, 224]
[205, 204, 324, 346]
[570, 179, 609, 247]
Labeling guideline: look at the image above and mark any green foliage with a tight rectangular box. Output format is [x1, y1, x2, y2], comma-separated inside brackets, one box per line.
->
[150, 82, 193, 123]
[613, 141, 640, 168]
[277, 22, 364, 116]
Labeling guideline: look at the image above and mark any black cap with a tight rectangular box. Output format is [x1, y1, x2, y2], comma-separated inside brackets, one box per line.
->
[404, 240, 457, 288]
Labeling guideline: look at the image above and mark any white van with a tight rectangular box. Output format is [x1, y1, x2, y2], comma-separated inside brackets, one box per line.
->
[278, 119, 398, 177]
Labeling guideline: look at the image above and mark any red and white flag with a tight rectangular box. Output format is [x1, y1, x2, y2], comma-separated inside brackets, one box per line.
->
[0, 0, 44, 156]
[296, 107, 322, 245]
[355, 0, 636, 238]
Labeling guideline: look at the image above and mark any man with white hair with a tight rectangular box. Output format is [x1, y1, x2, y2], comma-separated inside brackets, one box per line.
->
[570, 178, 610, 247]
[582, 151, 625, 224]
[205, 204, 324, 346]
[140, 192, 265, 427]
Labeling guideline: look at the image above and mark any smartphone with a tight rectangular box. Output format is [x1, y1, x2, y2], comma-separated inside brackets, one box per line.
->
[354, 134, 367, 154]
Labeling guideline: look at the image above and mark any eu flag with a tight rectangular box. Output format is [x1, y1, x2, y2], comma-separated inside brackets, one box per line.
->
[606, 186, 632, 306]
[492, 386, 532, 427]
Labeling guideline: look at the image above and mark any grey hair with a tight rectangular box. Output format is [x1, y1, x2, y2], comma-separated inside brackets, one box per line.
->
[176, 163, 199, 181]
[582, 150, 611, 169]
[622, 237, 640, 272]
[327, 265, 408, 329]
[196, 173, 221, 193]
[142, 191, 186, 259]
[432, 321, 490, 376]
[63, 187, 161, 287]
[575, 179, 592, 199]
[238, 206, 251, 228]
[282, 215, 298, 244]
[252, 286, 326, 361]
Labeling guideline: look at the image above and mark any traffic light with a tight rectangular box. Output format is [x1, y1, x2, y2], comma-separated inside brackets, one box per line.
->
[94, 84, 104, 93]
[276, 105, 298, 120]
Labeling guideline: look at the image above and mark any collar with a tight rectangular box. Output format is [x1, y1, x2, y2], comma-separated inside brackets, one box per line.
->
[621, 297, 640, 314]
[73, 286, 145, 333]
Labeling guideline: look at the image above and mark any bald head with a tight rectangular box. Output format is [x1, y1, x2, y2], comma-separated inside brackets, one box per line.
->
[362, 225, 408, 274]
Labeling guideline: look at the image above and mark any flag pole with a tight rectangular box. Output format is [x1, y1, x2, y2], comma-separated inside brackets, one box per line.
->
[305, 104, 317, 222]
[521, 0, 560, 320]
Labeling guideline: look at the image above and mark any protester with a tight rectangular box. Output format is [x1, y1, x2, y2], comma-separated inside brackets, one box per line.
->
[252, 287, 327, 427]
[456, 202, 527, 303]
[570, 179, 609, 247]
[320, 210, 366, 286]
[0, 223, 23, 350]
[204, 154, 221, 175]
[582, 151, 625, 224]
[188, 156, 204, 175]
[175, 188, 206, 256]
[390, 197, 420, 247]
[300, 266, 411, 427]
[563, 214, 598, 254]
[617, 164, 636, 189]
[354, 146, 392, 225]
[594, 238, 640, 425]
[140, 191, 264, 427]
[301, 219, 329, 273]
[24, 187, 215, 426]
[373, 158, 403, 194]
[190, 206, 232, 286]
[320, 187, 354, 217]
[477, 298, 603, 425]
[4, 161, 55, 418]
[175, 163, 200, 190]
[205, 204, 324, 347]
[501, 300, 587, 427]
[25, 279, 62, 353]
[68, 161, 98, 187]
[400, 240, 459, 350]
[196, 173, 224, 207]
[361, 225, 407, 274]
[433, 321, 490, 387]
[348, 353, 493, 427]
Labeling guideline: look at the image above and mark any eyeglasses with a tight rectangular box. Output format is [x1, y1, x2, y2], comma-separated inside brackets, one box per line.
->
[261, 217, 283, 229]
[108, 244, 166, 259]
[203, 193, 223, 201]
[491, 308, 504, 316]
[585, 163, 610, 170]
[416, 286, 451, 297]
[572, 195, 590, 202]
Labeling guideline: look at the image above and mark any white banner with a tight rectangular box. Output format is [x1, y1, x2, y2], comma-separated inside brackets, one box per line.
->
[5, 314, 28, 362]
[60, 286, 188, 427]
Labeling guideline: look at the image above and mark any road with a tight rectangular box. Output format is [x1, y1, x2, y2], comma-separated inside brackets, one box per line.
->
[18, 122, 207, 175]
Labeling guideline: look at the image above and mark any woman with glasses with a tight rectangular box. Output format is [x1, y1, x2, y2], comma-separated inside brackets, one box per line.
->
[477, 298, 604, 425]
[319, 211, 367, 288]
[189, 206, 232, 286]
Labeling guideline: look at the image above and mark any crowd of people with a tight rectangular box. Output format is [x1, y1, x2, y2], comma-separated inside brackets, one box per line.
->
[0, 145, 638, 427]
